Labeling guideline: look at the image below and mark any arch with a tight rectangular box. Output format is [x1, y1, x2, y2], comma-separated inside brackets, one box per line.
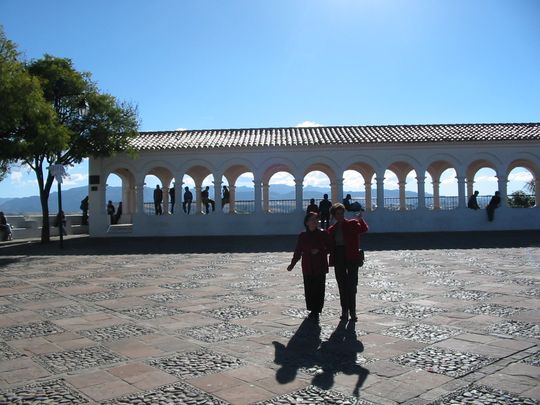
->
[220, 157, 257, 180]
[381, 153, 422, 173]
[105, 168, 136, 222]
[183, 165, 212, 185]
[507, 157, 540, 180]
[341, 155, 380, 175]
[301, 156, 339, 180]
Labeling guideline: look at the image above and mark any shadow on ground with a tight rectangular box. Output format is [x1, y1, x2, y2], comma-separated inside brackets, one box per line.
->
[0, 230, 538, 256]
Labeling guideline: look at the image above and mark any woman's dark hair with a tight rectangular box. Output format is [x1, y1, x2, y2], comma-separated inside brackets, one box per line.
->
[330, 202, 345, 217]
[303, 211, 319, 231]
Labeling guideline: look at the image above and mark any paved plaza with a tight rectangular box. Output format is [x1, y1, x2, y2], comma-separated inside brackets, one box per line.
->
[0, 235, 538, 404]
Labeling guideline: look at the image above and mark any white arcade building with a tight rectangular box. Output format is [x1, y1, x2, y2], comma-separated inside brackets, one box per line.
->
[88, 122, 540, 237]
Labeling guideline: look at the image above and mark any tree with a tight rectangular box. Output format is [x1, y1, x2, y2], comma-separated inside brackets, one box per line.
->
[0, 28, 139, 242]
[507, 191, 535, 208]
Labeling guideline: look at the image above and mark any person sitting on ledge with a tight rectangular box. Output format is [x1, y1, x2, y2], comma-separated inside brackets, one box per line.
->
[343, 194, 364, 212]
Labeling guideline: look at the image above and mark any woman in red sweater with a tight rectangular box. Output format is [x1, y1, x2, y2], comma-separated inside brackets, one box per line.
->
[287, 212, 333, 322]
[328, 203, 369, 322]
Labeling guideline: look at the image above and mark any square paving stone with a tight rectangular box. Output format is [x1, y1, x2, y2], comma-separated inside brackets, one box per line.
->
[219, 292, 272, 304]
[464, 303, 525, 317]
[160, 281, 209, 290]
[428, 383, 539, 404]
[5, 291, 64, 303]
[203, 305, 264, 321]
[147, 349, 244, 378]
[101, 381, 228, 404]
[0, 379, 88, 404]
[76, 291, 124, 302]
[35, 346, 126, 373]
[382, 323, 462, 344]
[445, 289, 493, 301]
[119, 305, 185, 320]
[0, 320, 65, 341]
[181, 322, 259, 343]
[78, 324, 155, 342]
[369, 290, 419, 302]
[487, 320, 540, 339]
[370, 303, 446, 319]
[255, 384, 369, 404]
[143, 291, 191, 303]
[0, 341, 25, 361]
[37, 304, 95, 319]
[391, 346, 495, 377]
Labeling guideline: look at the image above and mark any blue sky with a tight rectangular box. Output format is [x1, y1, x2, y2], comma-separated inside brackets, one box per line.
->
[1, 0, 539, 198]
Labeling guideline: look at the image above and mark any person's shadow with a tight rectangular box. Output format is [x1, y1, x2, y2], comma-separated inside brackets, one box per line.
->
[272, 319, 369, 396]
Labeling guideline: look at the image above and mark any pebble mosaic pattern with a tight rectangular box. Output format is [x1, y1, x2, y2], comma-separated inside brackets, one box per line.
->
[281, 307, 340, 319]
[0, 320, 65, 341]
[147, 349, 244, 378]
[0, 304, 20, 314]
[37, 304, 95, 319]
[362, 279, 403, 289]
[143, 291, 191, 303]
[36, 346, 125, 373]
[427, 278, 470, 287]
[255, 385, 368, 404]
[445, 289, 493, 301]
[392, 346, 494, 377]
[5, 290, 64, 303]
[227, 280, 272, 290]
[43, 280, 89, 289]
[0, 341, 24, 360]
[159, 281, 208, 290]
[0, 280, 27, 288]
[370, 303, 446, 319]
[219, 292, 271, 304]
[520, 288, 540, 298]
[119, 305, 185, 320]
[382, 323, 462, 343]
[521, 351, 540, 367]
[487, 320, 540, 339]
[78, 324, 155, 342]
[101, 281, 145, 290]
[76, 291, 123, 302]
[464, 303, 524, 317]
[0, 379, 88, 404]
[203, 305, 263, 321]
[181, 322, 259, 343]
[102, 381, 229, 405]
[429, 384, 539, 404]
[369, 290, 419, 302]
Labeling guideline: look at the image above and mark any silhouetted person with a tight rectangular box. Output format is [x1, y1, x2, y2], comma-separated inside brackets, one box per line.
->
[183, 186, 193, 214]
[222, 185, 230, 208]
[153, 185, 163, 215]
[201, 186, 215, 214]
[343, 194, 364, 212]
[486, 191, 501, 222]
[169, 184, 176, 214]
[287, 212, 332, 322]
[468, 190, 480, 210]
[107, 200, 115, 224]
[0, 212, 12, 241]
[306, 198, 319, 215]
[80, 196, 89, 225]
[318, 194, 332, 230]
[56, 211, 67, 236]
[328, 203, 368, 322]
[114, 202, 123, 224]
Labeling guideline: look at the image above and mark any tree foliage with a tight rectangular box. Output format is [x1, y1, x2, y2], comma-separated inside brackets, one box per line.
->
[507, 191, 535, 208]
[0, 27, 139, 242]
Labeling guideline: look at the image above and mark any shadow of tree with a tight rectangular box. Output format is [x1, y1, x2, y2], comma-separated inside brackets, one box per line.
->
[272, 319, 369, 396]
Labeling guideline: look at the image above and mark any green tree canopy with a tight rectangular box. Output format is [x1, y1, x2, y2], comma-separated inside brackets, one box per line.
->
[0, 27, 139, 242]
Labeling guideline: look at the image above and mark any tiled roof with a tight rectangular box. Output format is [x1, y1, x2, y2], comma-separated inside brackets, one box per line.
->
[131, 123, 540, 151]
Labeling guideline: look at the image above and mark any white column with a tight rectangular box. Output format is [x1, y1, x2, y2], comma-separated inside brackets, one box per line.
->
[253, 178, 262, 213]
[295, 179, 304, 212]
[497, 174, 508, 207]
[331, 177, 344, 205]
[456, 176, 467, 209]
[162, 187, 169, 215]
[195, 186, 203, 215]
[365, 181, 373, 211]
[262, 183, 270, 212]
[467, 179, 474, 200]
[535, 179, 540, 208]
[229, 185, 236, 214]
[432, 179, 440, 210]
[136, 182, 145, 214]
[213, 176, 223, 214]
[417, 175, 426, 209]
[376, 173, 385, 210]
[398, 180, 406, 211]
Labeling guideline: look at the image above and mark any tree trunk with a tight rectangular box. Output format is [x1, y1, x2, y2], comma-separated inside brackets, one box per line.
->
[34, 165, 54, 244]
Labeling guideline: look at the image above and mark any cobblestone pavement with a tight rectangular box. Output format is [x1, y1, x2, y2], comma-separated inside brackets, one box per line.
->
[0, 245, 538, 404]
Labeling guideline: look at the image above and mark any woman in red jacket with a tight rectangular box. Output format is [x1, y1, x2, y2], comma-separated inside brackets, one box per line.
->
[287, 212, 333, 322]
[328, 203, 369, 322]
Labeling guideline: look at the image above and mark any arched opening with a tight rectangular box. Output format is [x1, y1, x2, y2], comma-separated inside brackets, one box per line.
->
[383, 169, 399, 210]
[267, 171, 295, 213]
[439, 168, 459, 209]
[471, 168, 498, 208]
[507, 166, 536, 208]
[180, 174, 196, 215]
[184, 165, 212, 215]
[385, 161, 417, 211]
[404, 170, 418, 210]
[343, 169, 366, 210]
[201, 174, 216, 214]
[303, 170, 331, 211]
[143, 174, 163, 215]
[427, 160, 458, 210]
[224, 164, 255, 214]
[424, 172, 434, 209]
[104, 169, 136, 225]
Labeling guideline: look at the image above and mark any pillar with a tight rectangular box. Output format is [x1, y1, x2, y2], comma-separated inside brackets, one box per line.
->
[417, 175, 426, 209]
[262, 183, 270, 212]
[432, 179, 441, 210]
[213, 176, 223, 214]
[229, 185, 236, 214]
[398, 180, 406, 211]
[331, 178, 344, 205]
[497, 174, 508, 207]
[365, 181, 372, 211]
[467, 179, 474, 200]
[456, 176, 467, 208]
[376, 173, 385, 210]
[253, 178, 262, 213]
[295, 179, 304, 212]
[162, 187, 169, 215]
[136, 182, 145, 214]
[195, 185, 203, 214]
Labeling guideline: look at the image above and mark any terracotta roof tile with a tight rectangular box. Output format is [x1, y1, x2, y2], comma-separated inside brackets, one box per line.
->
[130, 123, 540, 151]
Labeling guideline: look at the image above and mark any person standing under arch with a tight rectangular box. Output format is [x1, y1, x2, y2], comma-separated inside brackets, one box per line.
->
[153, 185, 163, 215]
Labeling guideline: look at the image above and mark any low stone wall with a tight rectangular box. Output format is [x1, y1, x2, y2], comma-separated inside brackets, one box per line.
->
[5, 215, 88, 239]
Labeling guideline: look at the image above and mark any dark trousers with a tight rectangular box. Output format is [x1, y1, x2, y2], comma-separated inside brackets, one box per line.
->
[334, 246, 359, 313]
[154, 201, 162, 215]
[303, 272, 326, 313]
[183, 201, 192, 214]
[320, 212, 330, 229]
[486, 206, 496, 222]
[170, 199, 175, 214]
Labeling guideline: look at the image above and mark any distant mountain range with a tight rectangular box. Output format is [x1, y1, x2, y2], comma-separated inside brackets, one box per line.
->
[0, 185, 431, 214]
